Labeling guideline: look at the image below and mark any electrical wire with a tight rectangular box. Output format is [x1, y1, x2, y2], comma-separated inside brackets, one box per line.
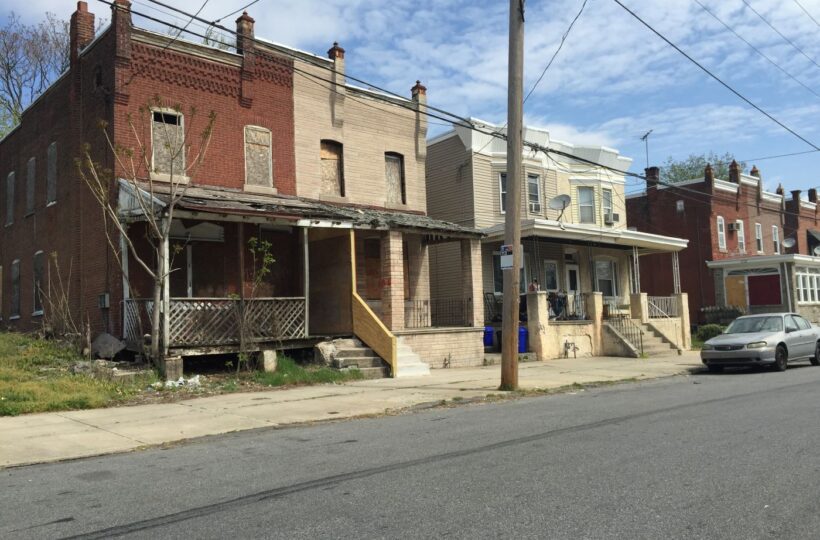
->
[740, 0, 820, 71]
[213, 0, 262, 24]
[793, 0, 820, 28]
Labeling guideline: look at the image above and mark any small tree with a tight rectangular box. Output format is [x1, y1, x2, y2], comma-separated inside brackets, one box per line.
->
[660, 152, 746, 184]
[77, 97, 215, 365]
[233, 236, 275, 372]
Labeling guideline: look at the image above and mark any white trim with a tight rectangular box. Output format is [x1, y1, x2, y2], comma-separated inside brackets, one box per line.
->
[577, 185, 595, 224]
[427, 130, 458, 146]
[755, 222, 763, 253]
[527, 172, 542, 214]
[150, 107, 186, 178]
[801, 200, 817, 210]
[717, 216, 726, 250]
[542, 259, 559, 291]
[714, 179, 738, 193]
[706, 253, 820, 269]
[498, 172, 507, 214]
[736, 219, 746, 254]
[773, 225, 781, 254]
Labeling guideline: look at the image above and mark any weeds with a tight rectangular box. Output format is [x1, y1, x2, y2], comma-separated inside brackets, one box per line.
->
[254, 356, 364, 387]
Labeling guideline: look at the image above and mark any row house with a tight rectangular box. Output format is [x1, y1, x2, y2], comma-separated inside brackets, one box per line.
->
[0, 1, 484, 376]
[627, 161, 820, 324]
[426, 121, 691, 359]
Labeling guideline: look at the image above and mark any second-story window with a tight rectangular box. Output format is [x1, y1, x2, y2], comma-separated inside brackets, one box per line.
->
[602, 188, 613, 221]
[755, 223, 763, 253]
[499, 173, 508, 213]
[10, 259, 20, 319]
[26, 157, 35, 215]
[527, 174, 541, 213]
[773, 225, 780, 254]
[385, 152, 406, 205]
[33, 251, 44, 316]
[736, 220, 746, 253]
[5, 172, 14, 226]
[152, 110, 185, 176]
[320, 140, 344, 197]
[578, 186, 595, 224]
[717, 216, 726, 250]
[47, 142, 57, 205]
[245, 126, 272, 188]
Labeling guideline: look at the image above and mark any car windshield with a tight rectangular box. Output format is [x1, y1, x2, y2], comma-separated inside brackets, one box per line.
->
[725, 316, 783, 334]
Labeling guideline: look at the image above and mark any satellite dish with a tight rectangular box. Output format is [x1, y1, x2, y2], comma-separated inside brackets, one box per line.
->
[813, 245, 820, 256]
[548, 194, 571, 227]
[783, 237, 796, 249]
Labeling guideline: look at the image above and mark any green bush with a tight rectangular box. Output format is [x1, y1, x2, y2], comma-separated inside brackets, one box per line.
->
[696, 324, 725, 342]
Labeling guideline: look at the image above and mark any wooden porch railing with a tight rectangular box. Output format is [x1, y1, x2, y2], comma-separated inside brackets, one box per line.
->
[123, 297, 307, 348]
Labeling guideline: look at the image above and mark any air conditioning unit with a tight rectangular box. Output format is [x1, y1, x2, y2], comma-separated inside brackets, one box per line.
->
[728, 222, 740, 232]
[604, 213, 620, 225]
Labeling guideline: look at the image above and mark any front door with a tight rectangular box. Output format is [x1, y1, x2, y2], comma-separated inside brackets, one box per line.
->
[565, 264, 580, 293]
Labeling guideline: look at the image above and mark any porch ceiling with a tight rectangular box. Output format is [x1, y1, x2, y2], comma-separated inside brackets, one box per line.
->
[481, 219, 688, 253]
[120, 180, 482, 239]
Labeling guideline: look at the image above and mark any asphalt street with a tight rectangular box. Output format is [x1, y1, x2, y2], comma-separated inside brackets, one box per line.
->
[3, 364, 820, 539]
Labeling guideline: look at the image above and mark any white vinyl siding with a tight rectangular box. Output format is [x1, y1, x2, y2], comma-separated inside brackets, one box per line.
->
[717, 216, 726, 250]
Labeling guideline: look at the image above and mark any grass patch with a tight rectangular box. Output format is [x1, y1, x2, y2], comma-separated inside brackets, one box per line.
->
[253, 356, 364, 387]
[691, 337, 705, 350]
[0, 333, 157, 416]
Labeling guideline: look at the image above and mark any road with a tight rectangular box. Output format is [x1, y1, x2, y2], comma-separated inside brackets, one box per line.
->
[3, 364, 820, 539]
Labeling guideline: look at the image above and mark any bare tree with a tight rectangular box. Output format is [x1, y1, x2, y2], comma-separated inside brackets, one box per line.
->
[76, 97, 215, 366]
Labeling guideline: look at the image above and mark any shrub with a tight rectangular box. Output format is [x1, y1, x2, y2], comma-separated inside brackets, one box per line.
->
[696, 324, 725, 342]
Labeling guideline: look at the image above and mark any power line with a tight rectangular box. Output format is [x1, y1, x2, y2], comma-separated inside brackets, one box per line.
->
[160, 0, 210, 52]
[612, 0, 820, 152]
[213, 0, 262, 24]
[692, 0, 820, 101]
[793, 0, 820, 28]
[740, 0, 820, 71]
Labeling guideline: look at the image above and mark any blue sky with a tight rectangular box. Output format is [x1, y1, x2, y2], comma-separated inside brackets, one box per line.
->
[11, 0, 820, 195]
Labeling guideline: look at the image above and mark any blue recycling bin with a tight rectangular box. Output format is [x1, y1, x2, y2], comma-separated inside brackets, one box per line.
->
[483, 326, 494, 347]
[518, 326, 528, 353]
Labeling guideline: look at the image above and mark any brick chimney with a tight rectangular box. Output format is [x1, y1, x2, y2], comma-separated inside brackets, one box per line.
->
[704, 163, 714, 188]
[792, 190, 802, 207]
[810, 189, 818, 203]
[645, 166, 660, 190]
[70, 2, 95, 68]
[412, 81, 427, 159]
[236, 12, 255, 107]
[328, 42, 346, 127]
[750, 165, 760, 177]
[776, 183, 784, 196]
[729, 160, 740, 183]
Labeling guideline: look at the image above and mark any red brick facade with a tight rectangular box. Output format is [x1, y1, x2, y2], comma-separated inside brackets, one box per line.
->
[626, 164, 817, 323]
[0, 1, 296, 334]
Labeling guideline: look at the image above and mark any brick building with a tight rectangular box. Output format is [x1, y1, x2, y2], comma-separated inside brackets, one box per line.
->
[626, 162, 820, 324]
[0, 1, 483, 376]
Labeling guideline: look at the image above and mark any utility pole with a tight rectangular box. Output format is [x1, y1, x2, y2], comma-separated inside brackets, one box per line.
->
[501, 0, 524, 391]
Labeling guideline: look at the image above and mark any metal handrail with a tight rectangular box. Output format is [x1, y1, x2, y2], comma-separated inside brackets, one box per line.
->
[605, 316, 644, 355]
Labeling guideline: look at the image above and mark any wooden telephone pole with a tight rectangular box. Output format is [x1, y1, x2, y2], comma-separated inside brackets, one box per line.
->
[501, 0, 524, 391]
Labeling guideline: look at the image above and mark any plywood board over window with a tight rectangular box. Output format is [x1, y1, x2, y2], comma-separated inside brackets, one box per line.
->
[245, 126, 272, 187]
[152, 111, 185, 176]
[320, 140, 344, 196]
[385, 152, 405, 205]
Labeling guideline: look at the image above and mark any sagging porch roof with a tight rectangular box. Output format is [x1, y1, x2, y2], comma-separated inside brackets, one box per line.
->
[481, 219, 688, 254]
[118, 180, 482, 239]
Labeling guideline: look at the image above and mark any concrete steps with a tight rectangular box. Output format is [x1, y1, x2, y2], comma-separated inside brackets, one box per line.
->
[318, 339, 391, 379]
[394, 338, 431, 377]
[638, 323, 679, 357]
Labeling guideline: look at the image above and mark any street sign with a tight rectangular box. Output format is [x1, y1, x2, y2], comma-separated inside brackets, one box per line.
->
[500, 244, 520, 270]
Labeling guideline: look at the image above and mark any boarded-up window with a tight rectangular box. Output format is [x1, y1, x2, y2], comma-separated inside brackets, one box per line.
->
[5, 172, 14, 226]
[10, 259, 19, 318]
[47, 142, 57, 204]
[320, 140, 344, 196]
[152, 111, 185, 176]
[26, 157, 35, 214]
[385, 152, 405, 205]
[33, 251, 44, 315]
[245, 126, 272, 187]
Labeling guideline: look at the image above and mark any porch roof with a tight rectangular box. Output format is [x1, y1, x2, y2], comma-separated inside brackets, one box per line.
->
[706, 254, 820, 270]
[120, 181, 482, 238]
[481, 219, 688, 253]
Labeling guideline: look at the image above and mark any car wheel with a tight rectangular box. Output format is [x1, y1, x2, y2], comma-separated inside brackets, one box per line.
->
[774, 345, 788, 372]
[812, 342, 820, 366]
[707, 365, 723, 373]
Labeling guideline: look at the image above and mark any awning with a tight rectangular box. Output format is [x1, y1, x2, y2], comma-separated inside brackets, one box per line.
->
[117, 180, 482, 238]
[481, 219, 688, 254]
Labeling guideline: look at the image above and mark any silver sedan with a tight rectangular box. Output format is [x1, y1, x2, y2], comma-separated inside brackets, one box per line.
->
[700, 313, 820, 372]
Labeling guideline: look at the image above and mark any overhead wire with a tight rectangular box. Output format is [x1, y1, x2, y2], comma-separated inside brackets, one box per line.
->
[740, 0, 820, 71]
[793, 0, 820, 28]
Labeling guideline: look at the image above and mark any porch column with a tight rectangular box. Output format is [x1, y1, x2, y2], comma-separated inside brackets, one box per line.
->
[585, 291, 604, 355]
[631, 246, 641, 294]
[381, 230, 405, 331]
[674, 292, 691, 349]
[462, 238, 483, 327]
[526, 291, 549, 361]
[630, 292, 648, 323]
[672, 251, 681, 294]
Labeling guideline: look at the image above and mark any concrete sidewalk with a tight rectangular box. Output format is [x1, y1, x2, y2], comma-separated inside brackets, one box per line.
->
[0, 353, 702, 468]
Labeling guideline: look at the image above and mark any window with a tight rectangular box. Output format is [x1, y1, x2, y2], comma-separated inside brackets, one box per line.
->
[796, 315, 812, 330]
[151, 110, 185, 176]
[796, 267, 820, 304]
[543, 260, 559, 291]
[5, 172, 14, 226]
[602, 188, 613, 220]
[385, 152, 406, 205]
[244, 125, 272, 187]
[578, 186, 595, 224]
[33, 251, 44, 316]
[717, 216, 726, 250]
[736, 220, 745, 253]
[527, 174, 541, 213]
[755, 223, 763, 253]
[676, 200, 684, 213]
[320, 140, 344, 196]
[10, 259, 20, 319]
[26, 157, 35, 215]
[594, 259, 618, 297]
[47, 142, 57, 204]
[773, 225, 780, 254]
[499, 173, 508, 213]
